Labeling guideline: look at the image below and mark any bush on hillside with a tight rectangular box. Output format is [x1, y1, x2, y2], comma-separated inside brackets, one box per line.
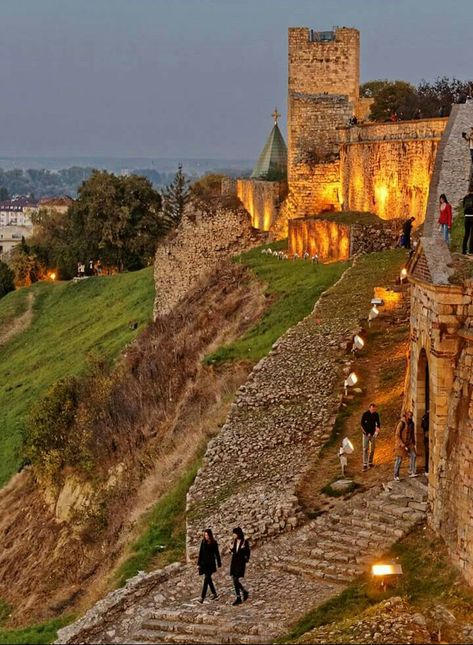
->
[0, 261, 14, 299]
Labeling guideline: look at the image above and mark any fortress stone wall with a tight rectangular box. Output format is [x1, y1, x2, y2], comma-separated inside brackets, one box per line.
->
[153, 204, 262, 317]
[222, 177, 286, 231]
[288, 216, 402, 261]
[282, 27, 448, 230]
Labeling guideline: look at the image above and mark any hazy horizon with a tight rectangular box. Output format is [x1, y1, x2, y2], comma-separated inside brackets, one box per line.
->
[1, 0, 471, 160]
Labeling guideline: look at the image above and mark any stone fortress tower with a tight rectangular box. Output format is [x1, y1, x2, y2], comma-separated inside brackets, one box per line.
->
[288, 27, 362, 214]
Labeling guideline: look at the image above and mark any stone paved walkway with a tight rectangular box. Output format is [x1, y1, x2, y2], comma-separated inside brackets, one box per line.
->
[58, 477, 428, 644]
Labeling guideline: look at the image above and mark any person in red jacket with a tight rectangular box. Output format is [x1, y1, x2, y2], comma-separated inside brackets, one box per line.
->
[438, 194, 453, 245]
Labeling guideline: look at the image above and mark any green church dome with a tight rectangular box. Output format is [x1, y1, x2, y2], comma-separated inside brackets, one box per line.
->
[251, 109, 288, 180]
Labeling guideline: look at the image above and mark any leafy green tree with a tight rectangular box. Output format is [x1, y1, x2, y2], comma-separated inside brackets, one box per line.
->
[417, 77, 473, 117]
[162, 164, 190, 226]
[367, 80, 418, 121]
[0, 260, 14, 298]
[7, 240, 44, 286]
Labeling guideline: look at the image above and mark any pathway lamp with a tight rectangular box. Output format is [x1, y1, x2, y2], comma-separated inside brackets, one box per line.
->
[371, 563, 403, 591]
[368, 305, 379, 326]
[400, 267, 408, 284]
[344, 372, 358, 395]
[351, 334, 364, 353]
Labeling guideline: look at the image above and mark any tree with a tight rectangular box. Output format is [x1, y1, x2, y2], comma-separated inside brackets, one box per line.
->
[7, 240, 44, 286]
[162, 164, 190, 227]
[367, 80, 419, 121]
[35, 170, 166, 274]
[417, 77, 473, 118]
[0, 260, 14, 298]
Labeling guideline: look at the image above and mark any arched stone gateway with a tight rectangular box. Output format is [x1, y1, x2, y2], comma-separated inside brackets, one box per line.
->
[407, 238, 473, 584]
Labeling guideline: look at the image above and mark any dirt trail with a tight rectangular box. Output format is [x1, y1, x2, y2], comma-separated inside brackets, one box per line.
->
[0, 291, 34, 347]
[298, 283, 414, 514]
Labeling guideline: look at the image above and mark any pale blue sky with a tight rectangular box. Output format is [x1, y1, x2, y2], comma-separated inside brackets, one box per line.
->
[0, 0, 470, 159]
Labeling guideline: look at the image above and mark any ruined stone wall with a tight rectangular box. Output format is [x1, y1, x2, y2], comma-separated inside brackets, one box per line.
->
[153, 204, 261, 317]
[339, 119, 446, 222]
[288, 217, 403, 261]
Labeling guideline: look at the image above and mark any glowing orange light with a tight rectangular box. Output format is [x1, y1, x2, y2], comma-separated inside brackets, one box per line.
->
[372, 563, 403, 576]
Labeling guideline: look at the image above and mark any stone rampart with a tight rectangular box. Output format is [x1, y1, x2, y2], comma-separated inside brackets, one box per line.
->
[236, 179, 286, 231]
[288, 216, 402, 261]
[153, 204, 262, 317]
[339, 119, 446, 222]
[423, 101, 473, 237]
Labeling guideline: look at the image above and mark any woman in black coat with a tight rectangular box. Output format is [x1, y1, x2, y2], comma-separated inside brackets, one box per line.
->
[197, 528, 221, 603]
[230, 527, 251, 605]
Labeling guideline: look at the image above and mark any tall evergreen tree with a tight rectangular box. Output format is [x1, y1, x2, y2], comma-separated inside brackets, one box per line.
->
[162, 164, 190, 227]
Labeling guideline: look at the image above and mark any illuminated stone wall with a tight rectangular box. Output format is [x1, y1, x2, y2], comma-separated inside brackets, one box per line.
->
[236, 179, 286, 231]
[339, 119, 447, 223]
[288, 216, 402, 261]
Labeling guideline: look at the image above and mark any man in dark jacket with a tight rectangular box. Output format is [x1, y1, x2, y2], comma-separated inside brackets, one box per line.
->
[230, 527, 250, 606]
[361, 403, 381, 471]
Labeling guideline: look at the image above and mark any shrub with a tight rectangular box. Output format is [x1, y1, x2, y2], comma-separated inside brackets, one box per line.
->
[0, 261, 14, 299]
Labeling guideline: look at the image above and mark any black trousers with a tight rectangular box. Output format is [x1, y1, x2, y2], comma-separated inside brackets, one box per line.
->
[201, 573, 216, 599]
[470, 149, 473, 163]
[463, 218, 473, 254]
[232, 575, 247, 597]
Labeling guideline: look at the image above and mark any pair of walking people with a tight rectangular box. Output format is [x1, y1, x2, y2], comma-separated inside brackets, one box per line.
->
[197, 527, 250, 605]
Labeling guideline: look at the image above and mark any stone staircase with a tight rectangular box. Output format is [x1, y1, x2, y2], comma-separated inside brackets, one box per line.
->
[125, 478, 428, 645]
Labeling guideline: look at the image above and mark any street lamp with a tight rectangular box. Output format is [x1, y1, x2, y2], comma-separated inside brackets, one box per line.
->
[344, 371, 358, 395]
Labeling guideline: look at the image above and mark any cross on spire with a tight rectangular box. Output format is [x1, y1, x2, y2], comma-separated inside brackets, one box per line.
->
[272, 107, 281, 124]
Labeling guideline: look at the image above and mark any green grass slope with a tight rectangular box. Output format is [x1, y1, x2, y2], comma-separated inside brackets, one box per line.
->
[0, 268, 155, 486]
[205, 241, 350, 363]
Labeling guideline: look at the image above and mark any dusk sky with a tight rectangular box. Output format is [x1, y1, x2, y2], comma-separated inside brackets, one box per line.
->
[0, 0, 471, 160]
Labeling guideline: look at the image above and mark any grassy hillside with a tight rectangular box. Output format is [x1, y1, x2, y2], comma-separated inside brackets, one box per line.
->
[0, 269, 155, 486]
[205, 241, 350, 363]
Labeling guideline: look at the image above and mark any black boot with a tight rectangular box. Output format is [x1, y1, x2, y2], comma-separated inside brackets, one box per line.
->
[232, 597, 242, 606]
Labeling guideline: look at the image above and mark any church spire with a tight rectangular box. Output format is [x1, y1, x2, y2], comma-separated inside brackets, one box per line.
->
[251, 109, 287, 180]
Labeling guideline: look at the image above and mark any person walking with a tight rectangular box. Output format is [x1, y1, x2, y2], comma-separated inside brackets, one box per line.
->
[394, 411, 417, 481]
[438, 194, 452, 245]
[360, 403, 380, 471]
[421, 410, 429, 475]
[401, 217, 415, 249]
[462, 127, 473, 164]
[230, 527, 250, 606]
[197, 529, 221, 603]
[462, 191, 473, 255]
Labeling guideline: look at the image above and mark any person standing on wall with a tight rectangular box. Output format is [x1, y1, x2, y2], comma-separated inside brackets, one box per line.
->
[462, 191, 473, 255]
[197, 528, 221, 603]
[361, 403, 380, 471]
[230, 527, 250, 606]
[421, 410, 429, 475]
[438, 194, 453, 245]
[462, 127, 473, 164]
[401, 217, 416, 249]
[394, 411, 417, 481]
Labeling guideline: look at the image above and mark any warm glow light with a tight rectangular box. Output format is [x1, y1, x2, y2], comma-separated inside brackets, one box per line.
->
[401, 268, 407, 277]
[372, 563, 403, 577]
[50, 273, 56, 281]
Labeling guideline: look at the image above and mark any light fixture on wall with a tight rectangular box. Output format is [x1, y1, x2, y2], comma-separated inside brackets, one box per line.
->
[344, 371, 358, 395]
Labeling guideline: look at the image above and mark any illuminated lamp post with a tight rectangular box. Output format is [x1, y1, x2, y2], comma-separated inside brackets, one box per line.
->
[400, 267, 408, 284]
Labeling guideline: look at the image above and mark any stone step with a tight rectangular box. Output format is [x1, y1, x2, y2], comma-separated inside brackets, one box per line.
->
[147, 609, 261, 634]
[142, 618, 265, 641]
[135, 627, 267, 644]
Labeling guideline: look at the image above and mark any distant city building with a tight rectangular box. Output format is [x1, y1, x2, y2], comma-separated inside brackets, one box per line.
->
[0, 195, 73, 256]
